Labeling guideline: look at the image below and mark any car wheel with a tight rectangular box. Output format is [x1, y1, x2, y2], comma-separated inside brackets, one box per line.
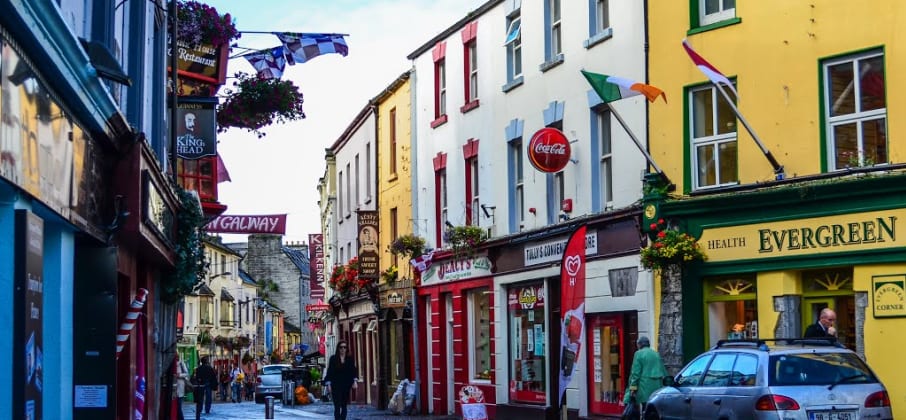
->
[643, 406, 661, 420]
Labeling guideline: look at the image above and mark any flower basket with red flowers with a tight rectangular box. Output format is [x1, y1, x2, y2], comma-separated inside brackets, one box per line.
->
[176, 0, 240, 47]
[640, 219, 707, 272]
[217, 72, 306, 138]
[329, 264, 354, 296]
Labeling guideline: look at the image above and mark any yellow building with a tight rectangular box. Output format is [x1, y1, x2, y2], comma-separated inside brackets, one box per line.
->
[644, 1, 906, 416]
[374, 70, 418, 401]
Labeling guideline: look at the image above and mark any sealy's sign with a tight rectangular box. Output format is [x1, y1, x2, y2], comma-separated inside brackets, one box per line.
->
[698, 209, 904, 262]
[527, 127, 571, 173]
[207, 214, 287, 234]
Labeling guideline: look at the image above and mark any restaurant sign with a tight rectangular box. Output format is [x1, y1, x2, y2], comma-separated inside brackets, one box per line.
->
[698, 209, 904, 262]
[873, 274, 906, 318]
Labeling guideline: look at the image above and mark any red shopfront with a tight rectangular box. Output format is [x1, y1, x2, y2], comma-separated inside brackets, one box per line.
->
[416, 254, 496, 418]
[585, 313, 636, 417]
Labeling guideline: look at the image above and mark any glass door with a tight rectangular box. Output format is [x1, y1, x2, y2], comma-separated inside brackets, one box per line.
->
[586, 314, 624, 416]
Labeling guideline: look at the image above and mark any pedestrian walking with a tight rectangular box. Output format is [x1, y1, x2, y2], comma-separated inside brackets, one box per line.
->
[324, 341, 358, 420]
[230, 365, 244, 403]
[192, 357, 217, 418]
[173, 354, 189, 420]
[623, 336, 667, 414]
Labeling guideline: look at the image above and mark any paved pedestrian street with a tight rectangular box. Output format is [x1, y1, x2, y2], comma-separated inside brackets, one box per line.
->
[183, 399, 461, 420]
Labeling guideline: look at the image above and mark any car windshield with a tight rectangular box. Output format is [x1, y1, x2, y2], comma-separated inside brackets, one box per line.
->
[769, 352, 878, 386]
[262, 365, 288, 375]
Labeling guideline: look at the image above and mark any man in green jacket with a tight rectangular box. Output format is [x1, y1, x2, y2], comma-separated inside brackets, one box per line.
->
[624, 336, 667, 407]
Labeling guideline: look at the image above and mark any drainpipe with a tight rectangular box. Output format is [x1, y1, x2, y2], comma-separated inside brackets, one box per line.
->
[168, 0, 179, 184]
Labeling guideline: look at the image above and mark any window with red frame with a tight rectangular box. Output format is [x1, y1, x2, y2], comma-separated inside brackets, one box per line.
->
[435, 59, 446, 118]
[433, 152, 448, 246]
[178, 157, 217, 201]
[463, 139, 479, 226]
[465, 41, 478, 103]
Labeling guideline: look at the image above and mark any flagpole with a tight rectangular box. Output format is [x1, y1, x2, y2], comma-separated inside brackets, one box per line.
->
[605, 103, 673, 187]
[712, 84, 786, 179]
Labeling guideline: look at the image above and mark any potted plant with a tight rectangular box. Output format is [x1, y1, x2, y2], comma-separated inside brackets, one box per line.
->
[217, 72, 306, 138]
[381, 265, 399, 283]
[176, 0, 240, 47]
[640, 219, 707, 272]
[445, 225, 488, 257]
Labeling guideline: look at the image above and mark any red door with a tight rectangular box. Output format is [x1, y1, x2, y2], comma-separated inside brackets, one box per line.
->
[586, 314, 626, 416]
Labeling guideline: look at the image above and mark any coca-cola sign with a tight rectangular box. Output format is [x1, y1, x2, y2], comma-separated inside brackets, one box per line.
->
[527, 127, 571, 173]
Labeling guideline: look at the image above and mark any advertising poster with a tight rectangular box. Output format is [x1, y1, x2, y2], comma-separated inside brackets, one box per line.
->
[357, 211, 379, 279]
[558, 225, 587, 406]
[309, 234, 325, 300]
[15, 210, 44, 420]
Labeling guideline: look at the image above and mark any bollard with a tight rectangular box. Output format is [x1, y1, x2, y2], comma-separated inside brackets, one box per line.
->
[265, 396, 275, 419]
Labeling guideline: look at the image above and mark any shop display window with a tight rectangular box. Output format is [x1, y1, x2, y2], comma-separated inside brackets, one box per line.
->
[507, 283, 546, 404]
[705, 276, 757, 347]
[178, 157, 217, 200]
[587, 315, 625, 415]
[469, 287, 491, 381]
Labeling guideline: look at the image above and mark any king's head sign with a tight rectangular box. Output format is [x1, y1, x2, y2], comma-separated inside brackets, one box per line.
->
[527, 127, 571, 173]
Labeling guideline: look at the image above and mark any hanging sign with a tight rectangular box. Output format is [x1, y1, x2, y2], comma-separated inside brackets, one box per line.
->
[527, 127, 571, 173]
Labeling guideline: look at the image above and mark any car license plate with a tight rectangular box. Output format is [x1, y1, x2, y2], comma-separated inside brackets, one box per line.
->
[809, 411, 857, 420]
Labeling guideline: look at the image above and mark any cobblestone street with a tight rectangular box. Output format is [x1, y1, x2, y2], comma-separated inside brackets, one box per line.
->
[183, 399, 461, 420]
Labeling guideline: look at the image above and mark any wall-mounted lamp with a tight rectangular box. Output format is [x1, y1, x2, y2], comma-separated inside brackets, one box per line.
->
[480, 204, 496, 219]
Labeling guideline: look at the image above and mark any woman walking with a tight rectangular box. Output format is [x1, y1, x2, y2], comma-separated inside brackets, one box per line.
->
[324, 341, 358, 420]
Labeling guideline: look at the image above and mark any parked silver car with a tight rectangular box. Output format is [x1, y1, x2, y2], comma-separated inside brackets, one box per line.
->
[255, 364, 291, 404]
[645, 338, 892, 420]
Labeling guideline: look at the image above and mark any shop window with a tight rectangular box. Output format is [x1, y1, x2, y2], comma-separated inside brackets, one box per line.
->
[587, 315, 626, 416]
[801, 268, 855, 350]
[705, 275, 757, 347]
[508, 283, 547, 404]
[469, 288, 491, 381]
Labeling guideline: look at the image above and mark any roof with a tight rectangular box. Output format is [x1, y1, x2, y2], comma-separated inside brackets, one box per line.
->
[203, 237, 243, 257]
[282, 246, 310, 278]
[238, 269, 257, 286]
[220, 287, 235, 301]
[196, 284, 215, 296]
[407, 0, 503, 60]
[284, 321, 301, 334]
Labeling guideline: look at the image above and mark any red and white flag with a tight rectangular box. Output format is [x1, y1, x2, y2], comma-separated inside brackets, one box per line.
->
[682, 39, 738, 96]
[410, 250, 436, 274]
[216, 153, 231, 183]
[558, 225, 587, 406]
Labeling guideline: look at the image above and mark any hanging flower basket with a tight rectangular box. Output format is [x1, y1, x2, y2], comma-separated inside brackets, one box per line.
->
[389, 234, 426, 258]
[217, 72, 306, 138]
[176, 0, 240, 47]
[640, 219, 707, 272]
[381, 265, 399, 283]
[445, 225, 487, 257]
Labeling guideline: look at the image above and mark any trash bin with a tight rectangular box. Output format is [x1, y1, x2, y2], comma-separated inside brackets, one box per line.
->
[283, 380, 295, 406]
[264, 396, 275, 419]
[281, 367, 308, 405]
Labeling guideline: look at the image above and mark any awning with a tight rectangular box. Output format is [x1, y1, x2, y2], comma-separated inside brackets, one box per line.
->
[196, 284, 215, 296]
[220, 287, 235, 301]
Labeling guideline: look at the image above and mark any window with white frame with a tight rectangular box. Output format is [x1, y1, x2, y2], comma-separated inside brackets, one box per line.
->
[595, 0, 610, 34]
[355, 154, 360, 208]
[366, 143, 372, 199]
[550, 0, 562, 56]
[510, 139, 524, 226]
[200, 296, 213, 325]
[699, 0, 735, 26]
[436, 59, 447, 117]
[469, 287, 491, 381]
[435, 167, 448, 247]
[345, 163, 351, 216]
[690, 83, 738, 189]
[466, 42, 478, 102]
[469, 157, 479, 226]
[598, 111, 613, 206]
[554, 171, 565, 214]
[389, 109, 397, 175]
[505, 12, 522, 82]
[338, 171, 344, 219]
[823, 50, 886, 170]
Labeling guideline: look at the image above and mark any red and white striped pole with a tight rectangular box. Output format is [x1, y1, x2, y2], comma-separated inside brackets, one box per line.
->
[116, 288, 149, 360]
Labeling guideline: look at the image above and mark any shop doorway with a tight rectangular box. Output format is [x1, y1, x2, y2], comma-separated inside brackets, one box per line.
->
[801, 268, 855, 350]
[444, 293, 454, 415]
[586, 311, 637, 417]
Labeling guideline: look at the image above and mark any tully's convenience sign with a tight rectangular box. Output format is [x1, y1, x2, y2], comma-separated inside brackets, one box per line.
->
[873, 275, 906, 318]
[697, 209, 904, 262]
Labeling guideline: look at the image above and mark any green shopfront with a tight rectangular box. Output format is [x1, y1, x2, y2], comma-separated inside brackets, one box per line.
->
[642, 173, 906, 420]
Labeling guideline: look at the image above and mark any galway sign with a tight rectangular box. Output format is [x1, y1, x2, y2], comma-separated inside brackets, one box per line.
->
[206, 214, 287, 234]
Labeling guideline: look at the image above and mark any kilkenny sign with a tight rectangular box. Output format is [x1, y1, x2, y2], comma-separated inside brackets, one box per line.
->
[698, 209, 904, 262]
[873, 274, 906, 318]
[207, 214, 287, 234]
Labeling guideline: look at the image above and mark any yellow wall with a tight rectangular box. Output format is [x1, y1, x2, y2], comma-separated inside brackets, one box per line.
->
[649, 1, 906, 192]
[376, 77, 414, 281]
[754, 271, 801, 340]
[856, 263, 906, 412]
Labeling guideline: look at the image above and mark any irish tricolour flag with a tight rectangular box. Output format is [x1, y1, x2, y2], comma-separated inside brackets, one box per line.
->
[581, 70, 666, 104]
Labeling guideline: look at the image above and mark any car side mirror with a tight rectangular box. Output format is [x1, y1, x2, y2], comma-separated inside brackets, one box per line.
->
[662, 376, 677, 387]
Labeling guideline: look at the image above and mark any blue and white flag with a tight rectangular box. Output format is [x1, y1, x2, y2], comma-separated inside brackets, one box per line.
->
[243, 46, 289, 79]
[275, 32, 349, 64]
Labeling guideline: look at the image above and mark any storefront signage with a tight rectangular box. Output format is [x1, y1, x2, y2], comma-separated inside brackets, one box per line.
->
[169, 41, 229, 85]
[309, 234, 325, 300]
[388, 292, 404, 305]
[509, 285, 545, 309]
[872, 274, 906, 318]
[527, 127, 571, 173]
[698, 209, 905, 262]
[357, 211, 380, 279]
[206, 214, 287, 234]
[14, 210, 44, 419]
[174, 98, 217, 159]
[524, 231, 597, 266]
[422, 256, 492, 286]
[143, 171, 175, 243]
[306, 303, 331, 312]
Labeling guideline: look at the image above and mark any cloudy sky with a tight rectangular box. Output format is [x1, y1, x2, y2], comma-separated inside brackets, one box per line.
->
[205, 0, 486, 243]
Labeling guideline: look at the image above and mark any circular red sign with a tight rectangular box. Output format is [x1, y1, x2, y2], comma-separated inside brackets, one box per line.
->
[527, 127, 571, 173]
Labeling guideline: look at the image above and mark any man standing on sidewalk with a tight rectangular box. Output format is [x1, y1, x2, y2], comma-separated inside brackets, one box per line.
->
[193, 357, 217, 418]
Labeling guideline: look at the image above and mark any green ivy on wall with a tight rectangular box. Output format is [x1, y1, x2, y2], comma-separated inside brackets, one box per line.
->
[162, 187, 208, 303]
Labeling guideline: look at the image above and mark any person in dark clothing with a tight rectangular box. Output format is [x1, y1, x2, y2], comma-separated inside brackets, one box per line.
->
[192, 357, 217, 417]
[804, 308, 837, 338]
[324, 341, 358, 420]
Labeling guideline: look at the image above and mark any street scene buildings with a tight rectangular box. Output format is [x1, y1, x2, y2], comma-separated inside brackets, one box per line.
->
[1, 0, 905, 419]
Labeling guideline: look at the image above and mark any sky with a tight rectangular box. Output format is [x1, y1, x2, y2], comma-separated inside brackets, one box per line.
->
[204, 0, 486, 244]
